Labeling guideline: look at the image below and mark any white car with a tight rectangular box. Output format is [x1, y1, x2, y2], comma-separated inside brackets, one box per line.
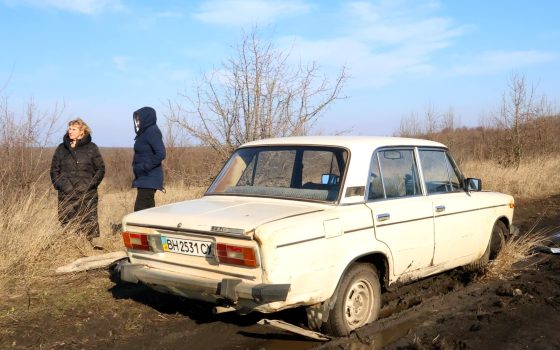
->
[117, 136, 515, 336]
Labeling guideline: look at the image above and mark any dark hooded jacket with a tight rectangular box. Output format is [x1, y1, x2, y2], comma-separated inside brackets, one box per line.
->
[50, 133, 105, 238]
[132, 107, 166, 190]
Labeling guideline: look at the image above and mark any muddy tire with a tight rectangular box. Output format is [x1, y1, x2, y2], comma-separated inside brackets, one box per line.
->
[465, 221, 506, 272]
[489, 221, 507, 259]
[322, 264, 381, 336]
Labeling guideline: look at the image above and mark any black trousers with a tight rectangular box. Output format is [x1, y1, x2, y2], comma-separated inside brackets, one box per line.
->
[58, 190, 100, 240]
[134, 188, 156, 212]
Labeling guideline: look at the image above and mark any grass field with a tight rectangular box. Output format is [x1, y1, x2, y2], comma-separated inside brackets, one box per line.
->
[0, 149, 559, 292]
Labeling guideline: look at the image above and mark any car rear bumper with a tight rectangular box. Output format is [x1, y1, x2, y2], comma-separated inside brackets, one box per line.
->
[118, 261, 290, 305]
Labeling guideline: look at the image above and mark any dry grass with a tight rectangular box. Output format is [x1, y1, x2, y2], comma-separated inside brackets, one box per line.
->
[2, 149, 558, 293]
[485, 227, 552, 280]
[98, 184, 206, 229]
[87, 183, 207, 254]
[461, 155, 560, 198]
[1, 139, 558, 292]
[1, 152, 558, 292]
[0, 183, 206, 292]
[0, 186, 91, 292]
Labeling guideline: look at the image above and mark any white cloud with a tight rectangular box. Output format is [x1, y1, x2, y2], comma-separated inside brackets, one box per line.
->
[193, 0, 311, 26]
[4, 0, 123, 14]
[282, 36, 438, 89]
[278, 1, 465, 89]
[281, 1, 559, 88]
[343, 1, 468, 53]
[448, 50, 559, 76]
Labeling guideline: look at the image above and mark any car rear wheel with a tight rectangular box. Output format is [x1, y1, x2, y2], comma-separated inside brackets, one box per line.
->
[465, 220, 507, 272]
[322, 264, 381, 336]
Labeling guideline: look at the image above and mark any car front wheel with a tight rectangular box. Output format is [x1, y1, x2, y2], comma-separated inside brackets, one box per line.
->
[322, 263, 381, 336]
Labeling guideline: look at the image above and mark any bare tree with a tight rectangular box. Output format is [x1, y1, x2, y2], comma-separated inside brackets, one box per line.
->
[440, 107, 458, 132]
[424, 103, 439, 136]
[495, 73, 547, 167]
[168, 28, 348, 159]
[397, 112, 423, 137]
[0, 95, 63, 199]
[397, 104, 461, 138]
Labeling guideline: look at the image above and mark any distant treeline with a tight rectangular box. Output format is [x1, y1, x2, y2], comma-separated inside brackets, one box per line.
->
[402, 115, 560, 166]
[3, 114, 559, 201]
[100, 146, 222, 191]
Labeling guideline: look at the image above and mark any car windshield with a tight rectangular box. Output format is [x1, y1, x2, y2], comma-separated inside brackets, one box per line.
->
[207, 146, 348, 203]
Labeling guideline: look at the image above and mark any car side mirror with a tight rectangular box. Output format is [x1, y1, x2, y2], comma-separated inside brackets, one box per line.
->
[464, 178, 482, 191]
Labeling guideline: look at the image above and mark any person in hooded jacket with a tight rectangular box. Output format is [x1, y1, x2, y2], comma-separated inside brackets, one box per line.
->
[50, 118, 105, 241]
[132, 106, 166, 211]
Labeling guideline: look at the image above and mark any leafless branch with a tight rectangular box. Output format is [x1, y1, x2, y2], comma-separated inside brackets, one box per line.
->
[167, 27, 348, 156]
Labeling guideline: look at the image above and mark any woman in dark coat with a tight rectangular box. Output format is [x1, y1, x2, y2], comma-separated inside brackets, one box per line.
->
[132, 106, 166, 211]
[50, 118, 105, 240]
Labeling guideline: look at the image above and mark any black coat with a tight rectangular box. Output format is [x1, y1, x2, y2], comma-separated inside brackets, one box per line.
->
[50, 133, 105, 238]
[132, 107, 166, 190]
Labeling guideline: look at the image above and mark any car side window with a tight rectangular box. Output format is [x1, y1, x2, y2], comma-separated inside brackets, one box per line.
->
[419, 149, 461, 194]
[367, 153, 384, 200]
[377, 149, 421, 198]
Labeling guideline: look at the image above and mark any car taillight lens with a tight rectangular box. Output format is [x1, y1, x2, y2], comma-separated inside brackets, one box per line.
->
[216, 243, 258, 267]
[122, 231, 151, 251]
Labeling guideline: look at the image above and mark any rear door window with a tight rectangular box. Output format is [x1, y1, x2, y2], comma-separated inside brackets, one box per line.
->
[369, 149, 421, 199]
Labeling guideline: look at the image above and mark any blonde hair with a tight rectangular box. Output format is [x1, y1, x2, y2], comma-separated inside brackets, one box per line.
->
[68, 118, 91, 137]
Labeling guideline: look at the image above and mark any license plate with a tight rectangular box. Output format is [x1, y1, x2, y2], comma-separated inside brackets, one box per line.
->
[161, 236, 213, 257]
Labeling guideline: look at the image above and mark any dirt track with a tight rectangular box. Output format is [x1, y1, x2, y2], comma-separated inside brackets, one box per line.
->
[1, 195, 559, 350]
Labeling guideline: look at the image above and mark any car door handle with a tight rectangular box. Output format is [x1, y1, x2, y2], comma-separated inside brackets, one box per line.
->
[435, 205, 446, 212]
[377, 213, 390, 221]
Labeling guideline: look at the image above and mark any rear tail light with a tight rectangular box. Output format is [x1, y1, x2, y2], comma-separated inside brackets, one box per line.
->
[122, 231, 151, 251]
[216, 243, 258, 267]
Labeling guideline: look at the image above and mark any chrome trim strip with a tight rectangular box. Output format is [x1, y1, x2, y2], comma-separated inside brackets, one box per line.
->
[264, 209, 325, 225]
[204, 192, 337, 205]
[126, 222, 252, 240]
[277, 235, 325, 248]
[434, 204, 509, 218]
[344, 226, 374, 234]
[376, 204, 509, 227]
[376, 216, 433, 227]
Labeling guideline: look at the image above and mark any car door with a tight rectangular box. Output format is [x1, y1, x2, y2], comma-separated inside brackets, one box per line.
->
[418, 149, 482, 266]
[365, 148, 435, 276]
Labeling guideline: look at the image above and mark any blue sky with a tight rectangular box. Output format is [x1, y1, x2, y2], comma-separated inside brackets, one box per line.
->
[1, 0, 559, 146]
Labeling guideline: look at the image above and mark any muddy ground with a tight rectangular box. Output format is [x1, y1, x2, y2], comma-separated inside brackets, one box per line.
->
[1, 195, 559, 350]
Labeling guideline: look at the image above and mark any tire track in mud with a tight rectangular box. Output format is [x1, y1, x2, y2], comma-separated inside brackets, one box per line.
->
[312, 268, 479, 349]
[100, 282, 321, 350]
[101, 260, 480, 350]
[315, 246, 560, 349]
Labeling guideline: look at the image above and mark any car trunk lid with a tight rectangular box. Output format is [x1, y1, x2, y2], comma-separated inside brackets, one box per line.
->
[123, 195, 324, 236]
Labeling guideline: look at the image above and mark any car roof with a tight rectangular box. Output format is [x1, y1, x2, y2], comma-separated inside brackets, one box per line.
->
[240, 136, 446, 150]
